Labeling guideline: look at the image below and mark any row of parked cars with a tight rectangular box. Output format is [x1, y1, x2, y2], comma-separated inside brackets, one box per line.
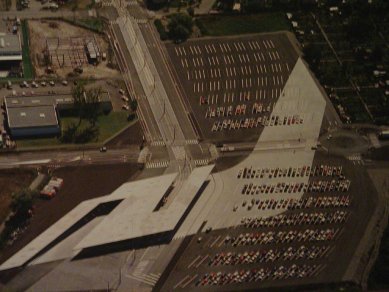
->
[208, 245, 329, 267]
[237, 164, 344, 179]
[236, 195, 351, 212]
[240, 210, 349, 229]
[195, 264, 320, 286]
[241, 179, 351, 196]
[223, 228, 338, 247]
[6, 80, 68, 90]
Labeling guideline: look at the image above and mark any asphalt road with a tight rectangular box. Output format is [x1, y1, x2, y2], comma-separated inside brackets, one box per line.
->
[1, 9, 92, 19]
[110, 22, 163, 142]
[0, 146, 142, 169]
[139, 22, 198, 141]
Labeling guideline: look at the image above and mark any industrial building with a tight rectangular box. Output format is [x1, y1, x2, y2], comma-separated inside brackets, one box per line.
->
[4, 92, 112, 138]
[0, 33, 22, 77]
[6, 105, 60, 138]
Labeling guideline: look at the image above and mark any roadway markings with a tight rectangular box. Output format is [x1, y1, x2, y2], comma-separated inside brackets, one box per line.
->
[145, 160, 169, 168]
[151, 140, 166, 146]
[347, 154, 364, 165]
[126, 271, 161, 286]
[194, 159, 209, 166]
[185, 139, 199, 145]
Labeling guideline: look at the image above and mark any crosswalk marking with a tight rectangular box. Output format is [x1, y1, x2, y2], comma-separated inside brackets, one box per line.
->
[151, 140, 165, 146]
[145, 160, 169, 168]
[194, 159, 209, 166]
[185, 139, 199, 145]
[126, 272, 161, 286]
[347, 154, 364, 165]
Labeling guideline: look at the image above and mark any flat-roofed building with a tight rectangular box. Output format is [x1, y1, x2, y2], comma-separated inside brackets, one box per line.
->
[0, 33, 22, 76]
[6, 105, 60, 138]
[4, 92, 112, 138]
[0, 34, 22, 62]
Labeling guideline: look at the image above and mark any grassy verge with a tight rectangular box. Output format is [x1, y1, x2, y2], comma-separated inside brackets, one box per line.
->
[16, 111, 133, 148]
[197, 13, 290, 36]
[21, 20, 34, 79]
[77, 18, 104, 33]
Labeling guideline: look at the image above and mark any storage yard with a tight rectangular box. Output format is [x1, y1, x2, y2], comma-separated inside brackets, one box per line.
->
[28, 20, 119, 79]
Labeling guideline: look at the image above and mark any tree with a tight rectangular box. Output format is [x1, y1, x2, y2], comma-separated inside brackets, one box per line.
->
[84, 87, 102, 127]
[130, 99, 138, 112]
[10, 189, 35, 216]
[187, 6, 194, 17]
[71, 83, 86, 127]
[168, 13, 193, 42]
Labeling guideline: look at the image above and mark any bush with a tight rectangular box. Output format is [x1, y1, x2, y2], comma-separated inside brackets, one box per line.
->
[168, 13, 193, 42]
[187, 6, 194, 17]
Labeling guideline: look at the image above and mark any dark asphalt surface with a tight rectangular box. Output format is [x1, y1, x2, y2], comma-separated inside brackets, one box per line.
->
[158, 153, 378, 291]
[165, 33, 299, 143]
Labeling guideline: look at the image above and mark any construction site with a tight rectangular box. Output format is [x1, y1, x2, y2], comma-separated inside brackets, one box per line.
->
[44, 35, 100, 69]
[28, 20, 120, 79]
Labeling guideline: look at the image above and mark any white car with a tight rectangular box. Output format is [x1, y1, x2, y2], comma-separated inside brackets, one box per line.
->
[122, 104, 129, 110]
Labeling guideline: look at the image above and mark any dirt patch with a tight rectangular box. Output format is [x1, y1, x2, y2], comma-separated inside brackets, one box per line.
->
[0, 163, 139, 267]
[28, 19, 120, 79]
[0, 169, 35, 226]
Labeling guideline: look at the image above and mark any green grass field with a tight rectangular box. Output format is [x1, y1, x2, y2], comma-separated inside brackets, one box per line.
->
[21, 20, 34, 79]
[17, 112, 133, 148]
[197, 13, 290, 36]
[77, 18, 104, 32]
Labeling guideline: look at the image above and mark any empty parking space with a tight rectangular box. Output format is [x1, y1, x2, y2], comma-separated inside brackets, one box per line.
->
[166, 33, 299, 143]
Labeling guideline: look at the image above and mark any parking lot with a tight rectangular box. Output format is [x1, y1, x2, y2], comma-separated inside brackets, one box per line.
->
[158, 152, 378, 290]
[166, 33, 299, 143]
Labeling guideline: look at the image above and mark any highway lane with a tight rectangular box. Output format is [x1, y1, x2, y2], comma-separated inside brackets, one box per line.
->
[115, 16, 186, 146]
[1, 9, 91, 19]
[139, 22, 198, 141]
[110, 23, 163, 142]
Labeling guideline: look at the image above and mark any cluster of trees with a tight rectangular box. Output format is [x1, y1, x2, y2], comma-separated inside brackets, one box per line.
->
[61, 84, 103, 144]
[168, 13, 194, 42]
[0, 189, 37, 248]
[155, 13, 194, 42]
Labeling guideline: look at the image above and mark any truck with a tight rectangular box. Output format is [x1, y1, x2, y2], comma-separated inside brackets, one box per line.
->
[379, 130, 389, 140]
[40, 177, 64, 199]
